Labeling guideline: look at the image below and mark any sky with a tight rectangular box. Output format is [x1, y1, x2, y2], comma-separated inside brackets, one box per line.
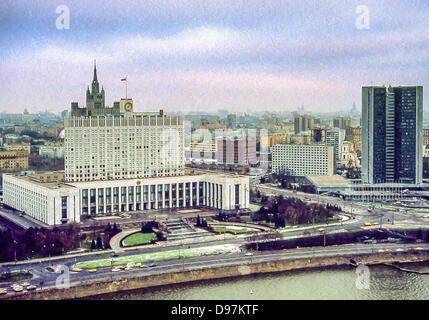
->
[0, 0, 428, 114]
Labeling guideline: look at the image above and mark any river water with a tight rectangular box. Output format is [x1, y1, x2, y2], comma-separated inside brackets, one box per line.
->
[97, 263, 429, 300]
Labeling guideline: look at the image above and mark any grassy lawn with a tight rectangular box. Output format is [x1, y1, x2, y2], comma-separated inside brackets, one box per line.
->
[0, 270, 32, 283]
[122, 232, 157, 247]
[240, 216, 275, 228]
[327, 215, 343, 222]
[239, 215, 252, 222]
[249, 220, 275, 228]
[74, 245, 240, 270]
[213, 226, 256, 234]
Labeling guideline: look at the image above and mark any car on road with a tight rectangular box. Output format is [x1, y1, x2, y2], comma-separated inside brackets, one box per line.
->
[140, 264, 149, 268]
[45, 266, 56, 273]
[384, 249, 392, 252]
[414, 247, 424, 251]
[111, 268, 121, 272]
[124, 266, 133, 271]
[72, 267, 83, 272]
[149, 263, 157, 267]
[88, 269, 97, 273]
[12, 285, 23, 292]
[244, 253, 254, 256]
[20, 282, 30, 287]
[364, 222, 372, 226]
[0, 288, 7, 295]
[27, 285, 37, 290]
[396, 248, 404, 252]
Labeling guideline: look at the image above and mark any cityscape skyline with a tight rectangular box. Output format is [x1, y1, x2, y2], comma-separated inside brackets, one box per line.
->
[1, 1, 429, 113]
[2, 1, 429, 303]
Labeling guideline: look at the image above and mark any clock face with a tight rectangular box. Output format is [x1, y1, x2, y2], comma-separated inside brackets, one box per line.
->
[124, 102, 133, 112]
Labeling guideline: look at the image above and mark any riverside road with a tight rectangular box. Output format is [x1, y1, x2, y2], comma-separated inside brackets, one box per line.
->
[2, 185, 429, 298]
[2, 242, 429, 299]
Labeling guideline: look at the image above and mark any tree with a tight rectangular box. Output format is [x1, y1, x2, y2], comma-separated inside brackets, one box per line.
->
[96, 237, 103, 249]
[141, 221, 157, 233]
[90, 239, 96, 250]
[217, 211, 228, 222]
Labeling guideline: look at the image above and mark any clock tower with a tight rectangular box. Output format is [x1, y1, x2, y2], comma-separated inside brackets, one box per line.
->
[120, 98, 133, 113]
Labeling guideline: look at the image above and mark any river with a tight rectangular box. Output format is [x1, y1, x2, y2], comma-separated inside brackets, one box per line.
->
[95, 263, 429, 300]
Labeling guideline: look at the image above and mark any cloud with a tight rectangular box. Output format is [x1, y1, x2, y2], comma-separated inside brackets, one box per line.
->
[1, 1, 429, 113]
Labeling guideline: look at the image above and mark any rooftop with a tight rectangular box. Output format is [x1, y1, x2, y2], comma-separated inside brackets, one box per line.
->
[6, 172, 74, 189]
[305, 174, 351, 187]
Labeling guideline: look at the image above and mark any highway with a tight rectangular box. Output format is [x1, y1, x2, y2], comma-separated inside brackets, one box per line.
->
[2, 241, 429, 299]
[255, 184, 429, 227]
[2, 183, 429, 298]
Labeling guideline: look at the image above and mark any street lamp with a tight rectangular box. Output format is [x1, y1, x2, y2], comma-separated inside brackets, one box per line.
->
[13, 240, 17, 262]
[324, 231, 326, 247]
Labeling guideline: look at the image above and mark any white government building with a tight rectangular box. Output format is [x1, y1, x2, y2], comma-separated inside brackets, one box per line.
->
[2, 63, 249, 225]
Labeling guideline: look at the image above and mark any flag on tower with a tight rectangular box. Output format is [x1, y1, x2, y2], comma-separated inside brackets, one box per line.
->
[121, 77, 128, 98]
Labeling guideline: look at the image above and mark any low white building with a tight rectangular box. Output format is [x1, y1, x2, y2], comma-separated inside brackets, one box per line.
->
[2, 173, 80, 225]
[2, 173, 249, 226]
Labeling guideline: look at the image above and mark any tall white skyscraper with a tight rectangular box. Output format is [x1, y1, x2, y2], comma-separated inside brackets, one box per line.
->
[64, 62, 184, 182]
[2, 64, 250, 225]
